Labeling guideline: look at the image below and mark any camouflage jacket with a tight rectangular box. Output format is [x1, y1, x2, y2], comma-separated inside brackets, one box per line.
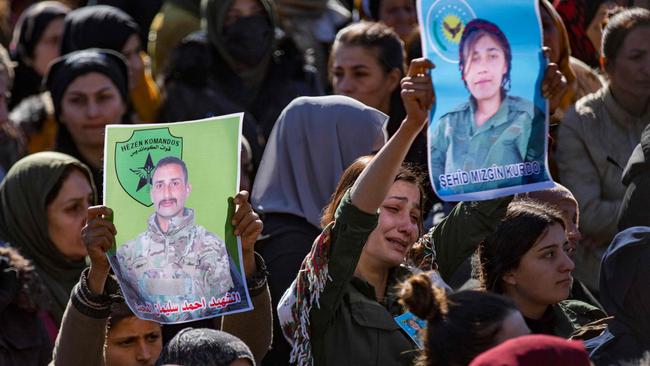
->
[115, 208, 234, 309]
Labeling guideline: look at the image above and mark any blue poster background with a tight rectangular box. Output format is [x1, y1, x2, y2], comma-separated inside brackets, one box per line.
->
[418, 0, 554, 201]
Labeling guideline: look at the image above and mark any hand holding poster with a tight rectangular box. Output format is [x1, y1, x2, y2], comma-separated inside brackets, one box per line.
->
[103, 114, 251, 323]
[418, 0, 554, 201]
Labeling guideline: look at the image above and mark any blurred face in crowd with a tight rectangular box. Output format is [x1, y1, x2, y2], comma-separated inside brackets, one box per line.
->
[379, 0, 417, 40]
[332, 45, 401, 114]
[150, 163, 191, 230]
[121, 34, 144, 90]
[463, 33, 508, 105]
[32, 17, 64, 76]
[363, 180, 421, 268]
[60, 72, 126, 154]
[46, 168, 93, 260]
[105, 316, 163, 366]
[606, 25, 650, 104]
[502, 223, 575, 316]
[224, 0, 266, 27]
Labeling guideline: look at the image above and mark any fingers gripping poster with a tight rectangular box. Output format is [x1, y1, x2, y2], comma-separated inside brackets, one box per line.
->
[103, 114, 252, 323]
[418, 0, 554, 201]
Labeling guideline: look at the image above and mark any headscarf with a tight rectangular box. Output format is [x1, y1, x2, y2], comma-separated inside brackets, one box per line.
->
[44, 48, 129, 122]
[9, 1, 70, 109]
[201, 0, 278, 103]
[0, 152, 97, 325]
[469, 334, 591, 366]
[251, 95, 387, 228]
[60, 5, 139, 55]
[44, 48, 129, 198]
[158, 328, 255, 366]
[540, 0, 577, 113]
[599, 226, 650, 349]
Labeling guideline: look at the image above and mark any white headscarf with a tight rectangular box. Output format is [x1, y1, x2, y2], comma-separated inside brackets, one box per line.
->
[251, 95, 388, 228]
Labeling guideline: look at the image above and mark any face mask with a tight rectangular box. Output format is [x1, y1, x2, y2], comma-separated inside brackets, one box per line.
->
[222, 15, 273, 68]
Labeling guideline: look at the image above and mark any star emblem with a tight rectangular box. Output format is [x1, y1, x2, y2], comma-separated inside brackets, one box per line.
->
[130, 153, 155, 192]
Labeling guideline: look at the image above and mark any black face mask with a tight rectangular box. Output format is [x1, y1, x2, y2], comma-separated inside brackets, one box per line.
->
[222, 15, 273, 68]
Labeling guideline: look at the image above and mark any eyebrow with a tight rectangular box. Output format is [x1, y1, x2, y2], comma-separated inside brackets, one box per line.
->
[535, 241, 567, 253]
[66, 86, 114, 96]
[386, 196, 422, 210]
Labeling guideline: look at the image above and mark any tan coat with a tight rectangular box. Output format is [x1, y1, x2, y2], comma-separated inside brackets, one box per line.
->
[557, 85, 650, 246]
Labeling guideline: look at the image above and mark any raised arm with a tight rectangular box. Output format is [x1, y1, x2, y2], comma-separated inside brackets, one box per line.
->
[351, 58, 435, 213]
[51, 206, 117, 366]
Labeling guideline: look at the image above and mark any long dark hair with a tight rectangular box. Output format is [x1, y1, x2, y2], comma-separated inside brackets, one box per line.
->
[478, 200, 565, 294]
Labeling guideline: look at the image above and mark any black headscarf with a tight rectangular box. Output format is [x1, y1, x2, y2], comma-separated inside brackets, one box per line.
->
[158, 328, 255, 366]
[60, 5, 139, 55]
[44, 48, 128, 122]
[202, 0, 277, 105]
[44, 48, 129, 198]
[9, 1, 70, 109]
[600, 226, 650, 349]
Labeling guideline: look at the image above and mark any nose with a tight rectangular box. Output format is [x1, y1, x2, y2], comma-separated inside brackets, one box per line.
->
[336, 74, 356, 96]
[396, 212, 416, 240]
[86, 99, 99, 119]
[136, 342, 152, 363]
[164, 183, 173, 198]
[559, 250, 575, 273]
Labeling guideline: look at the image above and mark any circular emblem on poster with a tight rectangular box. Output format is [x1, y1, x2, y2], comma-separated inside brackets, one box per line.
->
[426, 0, 476, 63]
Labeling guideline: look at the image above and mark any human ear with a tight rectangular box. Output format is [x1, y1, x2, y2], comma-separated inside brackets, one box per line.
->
[502, 271, 517, 286]
[186, 183, 192, 195]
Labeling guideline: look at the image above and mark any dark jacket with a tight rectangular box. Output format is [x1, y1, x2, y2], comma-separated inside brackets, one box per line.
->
[618, 124, 650, 230]
[310, 194, 417, 366]
[158, 31, 322, 169]
[585, 227, 650, 366]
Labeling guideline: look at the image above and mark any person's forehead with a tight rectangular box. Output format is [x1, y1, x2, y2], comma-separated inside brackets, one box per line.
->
[153, 163, 184, 179]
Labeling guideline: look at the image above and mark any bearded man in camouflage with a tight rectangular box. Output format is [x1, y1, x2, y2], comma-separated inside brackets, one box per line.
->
[116, 156, 236, 317]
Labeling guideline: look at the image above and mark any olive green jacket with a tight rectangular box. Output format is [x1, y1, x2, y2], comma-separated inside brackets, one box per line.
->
[310, 194, 417, 366]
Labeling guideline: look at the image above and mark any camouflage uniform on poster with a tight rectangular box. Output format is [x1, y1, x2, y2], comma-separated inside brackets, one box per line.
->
[116, 208, 234, 307]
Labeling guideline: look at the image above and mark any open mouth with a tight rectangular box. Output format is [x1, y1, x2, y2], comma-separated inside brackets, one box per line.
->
[160, 199, 176, 208]
[387, 237, 409, 253]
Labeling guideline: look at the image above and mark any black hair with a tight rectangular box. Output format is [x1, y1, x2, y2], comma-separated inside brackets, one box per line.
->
[478, 200, 565, 294]
[153, 156, 188, 182]
[400, 272, 519, 366]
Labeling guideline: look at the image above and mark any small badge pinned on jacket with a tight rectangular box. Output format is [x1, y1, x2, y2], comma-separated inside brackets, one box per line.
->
[395, 312, 426, 349]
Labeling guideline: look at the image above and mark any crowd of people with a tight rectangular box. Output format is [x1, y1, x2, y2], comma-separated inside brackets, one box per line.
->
[0, 0, 649, 365]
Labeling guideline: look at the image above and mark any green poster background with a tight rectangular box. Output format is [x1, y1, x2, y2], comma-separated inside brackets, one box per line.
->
[104, 115, 242, 269]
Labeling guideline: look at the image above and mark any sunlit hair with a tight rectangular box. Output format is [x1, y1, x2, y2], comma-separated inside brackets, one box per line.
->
[400, 272, 519, 366]
[458, 18, 512, 94]
[478, 200, 565, 294]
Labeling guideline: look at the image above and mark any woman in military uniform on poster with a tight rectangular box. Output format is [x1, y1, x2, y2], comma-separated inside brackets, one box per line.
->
[429, 18, 566, 193]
